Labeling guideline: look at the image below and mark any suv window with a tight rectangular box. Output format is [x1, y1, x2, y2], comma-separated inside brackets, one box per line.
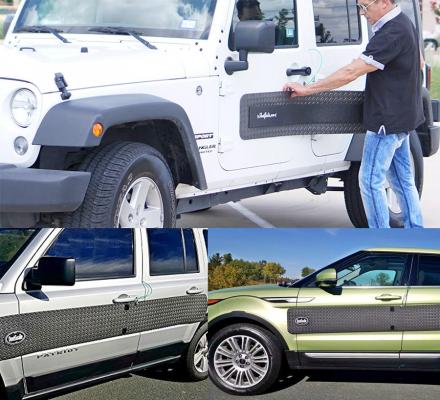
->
[313, 0, 361, 45]
[416, 255, 440, 286]
[148, 229, 199, 276]
[230, 0, 298, 49]
[0, 229, 37, 281]
[46, 229, 134, 281]
[336, 255, 407, 286]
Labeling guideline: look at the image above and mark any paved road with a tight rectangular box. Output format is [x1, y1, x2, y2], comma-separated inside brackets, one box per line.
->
[179, 150, 440, 228]
[209, 369, 440, 400]
[50, 365, 208, 400]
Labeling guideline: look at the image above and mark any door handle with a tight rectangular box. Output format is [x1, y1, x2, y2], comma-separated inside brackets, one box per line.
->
[113, 294, 138, 304]
[286, 66, 312, 77]
[375, 294, 402, 301]
[186, 287, 203, 295]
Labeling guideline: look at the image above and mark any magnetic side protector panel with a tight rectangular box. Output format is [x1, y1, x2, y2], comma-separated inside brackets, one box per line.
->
[240, 91, 365, 140]
[288, 305, 440, 334]
[0, 295, 207, 361]
[288, 306, 393, 334]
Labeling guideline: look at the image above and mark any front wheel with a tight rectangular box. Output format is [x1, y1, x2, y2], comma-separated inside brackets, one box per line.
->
[62, 142, 176, 227]
[344, 132, 423, 228]
[209, 323, 282, 395]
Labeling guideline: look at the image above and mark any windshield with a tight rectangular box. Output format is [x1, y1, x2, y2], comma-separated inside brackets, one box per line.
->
[14, 0, 217, 39]
[0, 230, 37, 281]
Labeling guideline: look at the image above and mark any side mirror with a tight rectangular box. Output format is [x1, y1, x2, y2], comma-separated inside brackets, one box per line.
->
[24, 257, 76, 290]
[315, 268, 337, 288]
[225, 20, 275, 75]
[3, 14, 14, 38]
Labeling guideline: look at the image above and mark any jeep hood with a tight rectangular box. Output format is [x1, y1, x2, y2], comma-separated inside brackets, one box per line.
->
[209, 284, 300, 300]
[0, 43, 209, 93]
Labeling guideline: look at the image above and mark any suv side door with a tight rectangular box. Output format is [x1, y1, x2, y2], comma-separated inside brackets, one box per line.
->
[291, 252, 412, 368]
[15, 229, 144, 395]
[401, 252, 440, 368]
[133, 229, 207, 366]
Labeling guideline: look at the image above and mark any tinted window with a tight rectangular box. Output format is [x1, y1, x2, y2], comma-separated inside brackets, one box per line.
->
[399, 0, 417, 29]
[148, 229, 199, 275]
[336, 255, 407, 286]
[230, 0, 298, 48]
[46, 229, 134, 280]
[417, 256, 440, 286]
[313, 0, 361, 45]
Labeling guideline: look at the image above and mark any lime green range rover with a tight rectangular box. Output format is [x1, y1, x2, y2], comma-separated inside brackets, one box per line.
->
[208, 248, 440, 395]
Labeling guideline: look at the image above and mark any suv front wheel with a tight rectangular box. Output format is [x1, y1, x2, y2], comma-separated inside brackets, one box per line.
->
[344, 132, 423, 228]
[62, 141, 176, 228]
[209, 323, 282, 395]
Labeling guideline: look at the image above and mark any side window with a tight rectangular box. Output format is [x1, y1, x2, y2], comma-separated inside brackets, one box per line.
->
[45, 229, 134, 281]
[416, 256, 440, 286]
[399, 0, 417, 29]
[313, 0, 361, 45]
[148, 229, 199, 276]
[230, 0, 298, 48]
[336, 255, 407, 287]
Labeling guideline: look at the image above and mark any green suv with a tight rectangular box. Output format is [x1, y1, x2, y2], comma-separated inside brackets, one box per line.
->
[208, 248, 440, 395]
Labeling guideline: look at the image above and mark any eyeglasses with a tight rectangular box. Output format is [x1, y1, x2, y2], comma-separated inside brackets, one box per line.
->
[357, 0, 379, 13]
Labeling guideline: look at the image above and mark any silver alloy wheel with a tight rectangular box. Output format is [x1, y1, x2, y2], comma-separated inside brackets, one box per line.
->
[213, 335, 270, 389]
[194, 333, 208, 374]
[385, 152, 415, 215]
[118, 177, 164, 227]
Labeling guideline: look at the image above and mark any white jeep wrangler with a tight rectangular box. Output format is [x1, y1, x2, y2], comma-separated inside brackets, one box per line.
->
[0, 228, 208, 399]
[1, 0, 438, 228]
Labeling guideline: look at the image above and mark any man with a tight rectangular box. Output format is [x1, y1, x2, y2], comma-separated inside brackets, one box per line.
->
[236, 0, 263, 21]
[283, 0, 424, 228]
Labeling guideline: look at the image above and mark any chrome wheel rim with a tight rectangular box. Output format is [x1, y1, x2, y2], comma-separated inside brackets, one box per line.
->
[385, 153, 415, 215]
[213, 335, 269, 389]
[118, 177, 164, 227]
[194, 333, 208, 374]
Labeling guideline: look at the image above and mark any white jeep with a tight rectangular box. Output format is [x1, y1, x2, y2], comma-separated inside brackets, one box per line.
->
[0, 228, 208, 399]
[1, 0, 438, 228]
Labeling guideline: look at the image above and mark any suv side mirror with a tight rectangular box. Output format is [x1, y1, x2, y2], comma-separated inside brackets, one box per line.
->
[315, 268, 337, 288]
[225, 20, 275, 75]
[24, 257, 76, 290]
[3, 14, 14, 38]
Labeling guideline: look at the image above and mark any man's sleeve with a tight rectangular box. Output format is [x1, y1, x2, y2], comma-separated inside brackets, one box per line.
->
[360, 28, 402, 70]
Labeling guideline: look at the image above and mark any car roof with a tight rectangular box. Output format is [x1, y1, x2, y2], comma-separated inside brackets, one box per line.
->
[364, 248, 440, 255]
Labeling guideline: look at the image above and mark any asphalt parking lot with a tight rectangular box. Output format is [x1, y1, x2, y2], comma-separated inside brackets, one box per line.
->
[51, 365, 208, 400]
[209, 369, 440, 400]
[179, 150, 440, 228]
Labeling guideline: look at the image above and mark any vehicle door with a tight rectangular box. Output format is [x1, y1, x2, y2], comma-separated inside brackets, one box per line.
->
[292, 252, 411, 368]
[133, 229, 207, 366]
[401, 253, 440, 368]
[217, 0, 320, 172]
[310, 0, 368, 157]
[15, 229, 144, 395]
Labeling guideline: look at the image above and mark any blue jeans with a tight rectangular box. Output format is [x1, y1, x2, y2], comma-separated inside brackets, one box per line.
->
[359, 130, 423, 228]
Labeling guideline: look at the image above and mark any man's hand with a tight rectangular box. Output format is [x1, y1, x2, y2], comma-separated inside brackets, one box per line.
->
[283, 82, 311, 98]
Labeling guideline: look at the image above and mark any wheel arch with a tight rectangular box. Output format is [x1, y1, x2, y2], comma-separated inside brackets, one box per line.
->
[34, 94, 207, 190]
[208, 312, 289, 352]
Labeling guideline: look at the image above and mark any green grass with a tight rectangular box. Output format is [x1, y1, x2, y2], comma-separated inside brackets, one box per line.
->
[431, 67, 440, 100]
[0, 14, 6, 40]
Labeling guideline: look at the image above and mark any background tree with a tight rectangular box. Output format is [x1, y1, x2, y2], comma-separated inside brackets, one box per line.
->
[301, 267, 316, 277]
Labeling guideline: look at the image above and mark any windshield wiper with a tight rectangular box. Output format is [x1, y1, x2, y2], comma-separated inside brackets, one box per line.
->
[16, 25, 71, 43]
[88, 27, 157, 50]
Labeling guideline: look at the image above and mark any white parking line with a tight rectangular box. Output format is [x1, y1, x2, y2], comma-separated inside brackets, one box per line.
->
[227, 202, 275, 228]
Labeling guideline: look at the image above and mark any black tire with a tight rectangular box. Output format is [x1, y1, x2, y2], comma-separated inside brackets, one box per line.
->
[209, 323, 282, 396]
[344, 132, 424, 228]
[62, 142, 176, 227]
[180, 322, 208, 381]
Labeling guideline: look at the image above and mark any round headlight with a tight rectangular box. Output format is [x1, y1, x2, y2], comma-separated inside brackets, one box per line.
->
[10, 89, 38, 128]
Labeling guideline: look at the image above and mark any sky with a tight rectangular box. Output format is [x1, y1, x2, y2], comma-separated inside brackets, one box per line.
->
[208, 229, 440, 279]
